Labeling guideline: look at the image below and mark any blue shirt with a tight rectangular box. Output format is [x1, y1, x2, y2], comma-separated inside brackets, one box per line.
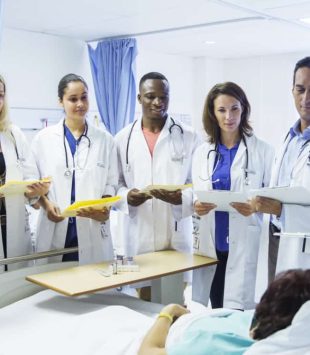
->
[212, 142, 239, 252]
[63, 125, 79, 261]
[167, 311, 254, 355]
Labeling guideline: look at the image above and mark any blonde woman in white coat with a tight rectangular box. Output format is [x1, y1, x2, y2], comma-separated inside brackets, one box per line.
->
[32, 74, 118, 264]
[0, 75, 49, 272]
[192, 82, 274, 310]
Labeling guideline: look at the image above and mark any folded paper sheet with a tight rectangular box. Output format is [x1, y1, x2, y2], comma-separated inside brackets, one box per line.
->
[250, 186, 310, 205]
[141, 183, 192, 194]
[62, 196, 121, 217]
[0, 177, 51, 195]
[195, 190, 248, 212]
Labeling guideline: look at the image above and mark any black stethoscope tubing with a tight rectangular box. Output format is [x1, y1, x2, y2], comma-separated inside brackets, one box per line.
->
[63, 120, 90, 174]
[10, 132, 20, 161]
[207, 135, 249, 182]
[125, 117, 183, 166]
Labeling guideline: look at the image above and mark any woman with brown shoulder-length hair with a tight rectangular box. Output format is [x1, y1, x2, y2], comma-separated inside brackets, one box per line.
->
[192, 82, 274, 310]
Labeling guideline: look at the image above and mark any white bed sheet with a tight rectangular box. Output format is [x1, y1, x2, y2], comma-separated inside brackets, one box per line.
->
[0, 289, 161, 355]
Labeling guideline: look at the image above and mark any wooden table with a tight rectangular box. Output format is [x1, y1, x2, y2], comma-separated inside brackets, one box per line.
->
[26, 250, 217, 304]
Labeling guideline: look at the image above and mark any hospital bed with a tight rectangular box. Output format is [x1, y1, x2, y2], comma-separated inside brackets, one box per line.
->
[1, 253, 309, 355]
[0, 259, 164, 355]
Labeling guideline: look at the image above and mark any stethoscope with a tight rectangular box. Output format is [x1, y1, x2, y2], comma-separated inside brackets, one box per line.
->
[9, 132, 23, 167]
[125, 117, 185, 172]
[283, 131, 310, 166]
[63, 120, 91, 177]
[200, 135, 250, 185]
[299, 139, 310, 165]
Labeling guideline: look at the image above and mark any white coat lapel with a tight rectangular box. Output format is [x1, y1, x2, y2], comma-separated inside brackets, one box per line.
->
[291, 142, 310, 184]
[270, 136, 290, 187]
[152, 116, 170, 149]
[205, 143, 216, 190]
[230, 138, 247, 190]
[0, 131, 21, 180]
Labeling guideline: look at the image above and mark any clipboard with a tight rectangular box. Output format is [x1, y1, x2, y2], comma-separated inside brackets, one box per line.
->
[195, 190, 248, 212]
[0, 177, 51, 196]
[141, 183, 192, 194]
[62, 196, 121, 217]
[250, 186, 310, 205]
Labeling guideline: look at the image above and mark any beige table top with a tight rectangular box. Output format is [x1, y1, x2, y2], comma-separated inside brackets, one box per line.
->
[26, 250, 217, 296]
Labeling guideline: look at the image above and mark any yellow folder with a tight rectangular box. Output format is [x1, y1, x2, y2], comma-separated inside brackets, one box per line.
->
[62, 196, 121, 217]
[0, 177, 51, 196]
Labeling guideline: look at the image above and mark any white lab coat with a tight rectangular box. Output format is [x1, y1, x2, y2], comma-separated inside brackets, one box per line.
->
[32, 120, 118, 264]
[115, 117, 201, 257]
[0, 125, 39, 272]
[192, 135, 274, 309]
[271, 135, 310, 273]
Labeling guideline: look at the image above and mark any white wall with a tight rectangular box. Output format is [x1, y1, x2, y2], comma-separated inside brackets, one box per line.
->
[0, 28, 307, 151]
[192, 52, 309, 150]
[136, 48, 195, 125]
[0, 28, 99, 132]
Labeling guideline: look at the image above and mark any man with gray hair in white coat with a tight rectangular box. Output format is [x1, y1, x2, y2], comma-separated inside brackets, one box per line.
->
[255, 56, 310, 281]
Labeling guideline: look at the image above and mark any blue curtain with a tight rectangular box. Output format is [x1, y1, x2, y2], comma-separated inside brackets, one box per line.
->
[88, 38, 138, 135]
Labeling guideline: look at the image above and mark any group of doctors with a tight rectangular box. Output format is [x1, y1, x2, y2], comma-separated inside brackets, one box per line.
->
[0, 56, 309, 310]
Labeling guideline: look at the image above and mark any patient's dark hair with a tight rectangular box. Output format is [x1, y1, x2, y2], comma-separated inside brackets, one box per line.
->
[252, 269, 310, 340]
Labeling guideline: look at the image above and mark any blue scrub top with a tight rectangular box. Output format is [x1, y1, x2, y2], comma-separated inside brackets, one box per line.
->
[167, 311, 254, 355]
[63, 125, 79, 261]
[212, 142, 239, 252]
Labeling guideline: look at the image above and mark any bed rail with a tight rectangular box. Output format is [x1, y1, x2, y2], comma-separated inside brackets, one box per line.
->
[0, 247, 78, 265]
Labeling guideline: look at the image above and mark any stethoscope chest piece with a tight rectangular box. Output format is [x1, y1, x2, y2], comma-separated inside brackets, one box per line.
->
[64, 169, 72, 177]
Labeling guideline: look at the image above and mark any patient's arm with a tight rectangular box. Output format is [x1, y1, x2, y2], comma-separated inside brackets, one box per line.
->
[138, 304, 189, 355]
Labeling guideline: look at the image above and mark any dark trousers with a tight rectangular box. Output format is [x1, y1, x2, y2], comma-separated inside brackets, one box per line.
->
[210, 249, 228, 308]
[1, 223, 7, 271]
[268, 222, 280, 284]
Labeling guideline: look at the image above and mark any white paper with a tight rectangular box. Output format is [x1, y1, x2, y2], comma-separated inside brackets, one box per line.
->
[250, 186, 310, 206]
[195, 190, 248, 212]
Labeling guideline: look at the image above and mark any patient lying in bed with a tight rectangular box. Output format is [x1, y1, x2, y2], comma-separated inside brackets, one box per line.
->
[1, 270, 309, 355]
[139, 269, 310, 355]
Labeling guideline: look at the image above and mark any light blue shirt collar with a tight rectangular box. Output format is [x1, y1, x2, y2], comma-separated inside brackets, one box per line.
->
[289, 119, 310, 140]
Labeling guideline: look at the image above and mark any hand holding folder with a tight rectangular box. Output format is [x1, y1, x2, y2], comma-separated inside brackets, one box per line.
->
[195, 190, 248, 212]
[0, 177, 51, 196]
[141, 183, 192, 195]
[61, 196, 121, 217]
[250, 186, 310, 206]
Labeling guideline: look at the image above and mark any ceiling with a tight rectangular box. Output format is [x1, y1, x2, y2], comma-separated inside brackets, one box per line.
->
[3, 0, 310, 58]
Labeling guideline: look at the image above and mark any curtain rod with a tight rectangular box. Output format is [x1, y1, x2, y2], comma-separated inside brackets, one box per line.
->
[86, 16, 264, 43]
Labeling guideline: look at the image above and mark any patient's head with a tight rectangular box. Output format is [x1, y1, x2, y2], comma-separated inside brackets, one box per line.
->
[251, 269, 310, 340]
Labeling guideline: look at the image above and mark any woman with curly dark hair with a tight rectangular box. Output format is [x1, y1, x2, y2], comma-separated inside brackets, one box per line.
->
[139, 269, 310, 355]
